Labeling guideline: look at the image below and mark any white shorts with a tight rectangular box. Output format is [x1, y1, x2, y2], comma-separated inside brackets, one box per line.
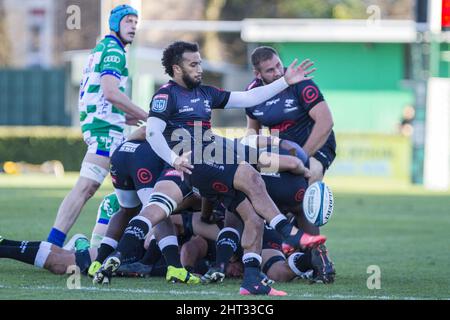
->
[84, 130, 124, 158]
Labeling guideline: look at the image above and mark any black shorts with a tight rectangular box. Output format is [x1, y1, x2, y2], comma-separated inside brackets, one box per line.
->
[262, 171, 308, 210]
[185, 139, 248, 212]
[313, 132, 336, 172]
[156, 164, 194, 198]
[178, 211, 195, 244]
[110, 140, 164, 191]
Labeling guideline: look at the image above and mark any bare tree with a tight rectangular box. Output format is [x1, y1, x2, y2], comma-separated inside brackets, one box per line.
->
[203, 0, 227, 63]
[0, 0, 12, 66]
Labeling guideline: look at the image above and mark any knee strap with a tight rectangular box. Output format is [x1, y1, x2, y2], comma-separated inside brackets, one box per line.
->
[80, 162, 109, 184]
[145, 192, 177, 217]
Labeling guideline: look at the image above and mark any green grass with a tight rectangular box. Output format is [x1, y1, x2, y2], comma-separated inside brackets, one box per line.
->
[0, 174, 449, 300]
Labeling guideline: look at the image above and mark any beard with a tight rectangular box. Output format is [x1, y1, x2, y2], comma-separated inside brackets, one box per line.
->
[182, 71, 201, 89]
[261, 74, 282, 85]
[118, 30, 133, 45]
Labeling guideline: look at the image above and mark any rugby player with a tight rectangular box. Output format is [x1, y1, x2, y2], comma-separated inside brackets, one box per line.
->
[0, 236, 94, 276]
[47, 5, 148, 247]
[95, 41, 326, 296]
[87, 137, 203, 284]
[202, 140, 335, 284]
[244, 46, 336, 259]
[245, 46, 336, 187]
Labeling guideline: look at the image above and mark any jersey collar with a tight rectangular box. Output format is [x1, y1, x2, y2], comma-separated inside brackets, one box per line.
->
[169, 79, 194, 91]
[105, 35, 126, 52]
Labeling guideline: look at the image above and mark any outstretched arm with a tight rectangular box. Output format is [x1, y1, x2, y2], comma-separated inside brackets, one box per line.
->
[225, 59, 315, 109]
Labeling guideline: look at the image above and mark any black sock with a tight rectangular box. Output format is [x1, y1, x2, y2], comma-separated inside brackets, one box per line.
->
[0, 239, 41, 247]
[116, 218, 150, 262]
[160, 245, 182, 268]
[95, 243, 115, 264]
[185, 265, 194, 273]
[294, 250, 312, 272]
[215, 229, 239, 269]
[273, 217, 302, 240]
[242, 253, 261, 269]
[0, 242, 41, 265]
[140, 238, 161, 266]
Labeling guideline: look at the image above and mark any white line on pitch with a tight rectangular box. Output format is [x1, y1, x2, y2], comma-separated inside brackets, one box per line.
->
[1, 285, 448, 300]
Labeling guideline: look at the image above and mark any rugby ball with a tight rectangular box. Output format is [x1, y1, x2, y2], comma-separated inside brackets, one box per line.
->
[302, 181, 334, 227]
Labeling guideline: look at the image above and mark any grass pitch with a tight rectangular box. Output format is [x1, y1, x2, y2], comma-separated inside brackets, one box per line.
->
[0, 174, 449, 300]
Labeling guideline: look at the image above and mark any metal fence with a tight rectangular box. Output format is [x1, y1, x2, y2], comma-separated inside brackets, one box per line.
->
[0, 69, 68, 126]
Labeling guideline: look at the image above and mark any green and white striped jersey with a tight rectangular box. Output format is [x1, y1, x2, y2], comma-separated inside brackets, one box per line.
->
[78, 35, 129, 135]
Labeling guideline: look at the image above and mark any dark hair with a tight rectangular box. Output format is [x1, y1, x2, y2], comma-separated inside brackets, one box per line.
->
[251, 46, 278, 69]
[162, 41, 199, 77]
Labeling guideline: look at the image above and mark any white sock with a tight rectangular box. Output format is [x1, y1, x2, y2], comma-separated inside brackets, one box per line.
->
[34, 241, 52, 268]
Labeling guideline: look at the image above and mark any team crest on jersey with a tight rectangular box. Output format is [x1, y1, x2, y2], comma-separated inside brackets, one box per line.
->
[302, 85, 319, 103]
[137, 168, 153, 184]
[152, 94, 169, 113]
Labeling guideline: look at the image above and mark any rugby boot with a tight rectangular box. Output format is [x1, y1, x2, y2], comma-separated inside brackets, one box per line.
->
[310, 244, 335, 284]
[166, 265, 201, 284]
[63, 234, 88, 251]
[93, 253, 121, 285]
[239, 267, 286, 296]
[201, 263, 225, 283]
[282, 232, 327, 256]
[116, 261, 153, 278]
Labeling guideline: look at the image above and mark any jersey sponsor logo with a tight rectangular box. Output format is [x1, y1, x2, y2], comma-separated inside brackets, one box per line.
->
[204, 160, 224, 171]
[284, 99, 295, 108]
[106, 48, 124, 55]
[266, 241, 282, 251]
[101, 197, 118, 218]
[203, 100, 211, 110]
[295, 188, 305, 202]
[179, 106, 194, 113]
[212, 181, 229, 193]
[119, 142, 140, 153]
[302, 85, 319, 103]
[192, 187, 201, 196]
[271, 120, 295, 132]
[103, 55, 120, 64]
[151, 94, 169, 113]
[186, 120, 211, 128]
[260, 172, 280, 178]
[265, 98, 280, 106]
[284, 107, 297, 113]
[252, 110, 264, 116]
[190, 98, 200, 103]
[137, 168, 153, 184]
[164, 169, 183, 178]
[100, 100, 109, 115]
